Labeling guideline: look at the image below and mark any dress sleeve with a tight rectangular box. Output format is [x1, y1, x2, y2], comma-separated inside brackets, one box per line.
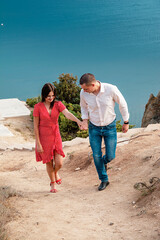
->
[57, 101, 66, 112]
[33, 104, 40, 117]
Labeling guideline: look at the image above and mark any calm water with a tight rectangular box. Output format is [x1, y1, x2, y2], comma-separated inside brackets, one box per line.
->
[1, 0, 160, 127]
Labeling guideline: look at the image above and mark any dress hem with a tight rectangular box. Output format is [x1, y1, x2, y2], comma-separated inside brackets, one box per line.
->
[36, 149, 65, 164]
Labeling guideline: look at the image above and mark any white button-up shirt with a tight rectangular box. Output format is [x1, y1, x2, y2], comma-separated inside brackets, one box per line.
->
[80, 82, 129, 126]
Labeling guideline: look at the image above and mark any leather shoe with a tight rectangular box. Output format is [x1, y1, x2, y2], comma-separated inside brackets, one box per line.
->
[98, 181, 110, 191]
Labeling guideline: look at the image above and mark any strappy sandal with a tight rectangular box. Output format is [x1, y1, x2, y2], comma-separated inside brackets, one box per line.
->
[56, 179, 62, 185]
[50, 181, 58, 193]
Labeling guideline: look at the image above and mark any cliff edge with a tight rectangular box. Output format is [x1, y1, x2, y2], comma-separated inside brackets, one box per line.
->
[141, 91, 160, 127]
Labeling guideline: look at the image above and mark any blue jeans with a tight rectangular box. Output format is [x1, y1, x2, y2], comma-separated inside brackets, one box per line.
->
[89, 119, 117, 182]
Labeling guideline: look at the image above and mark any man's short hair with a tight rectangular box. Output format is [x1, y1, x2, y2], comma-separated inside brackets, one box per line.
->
[79, 73, 96, 85]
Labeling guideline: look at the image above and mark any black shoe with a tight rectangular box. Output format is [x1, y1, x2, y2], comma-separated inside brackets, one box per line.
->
[98, 181, 110, 191]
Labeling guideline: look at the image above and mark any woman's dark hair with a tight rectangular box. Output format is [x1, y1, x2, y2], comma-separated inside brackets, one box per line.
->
[41, 83, 56, 108]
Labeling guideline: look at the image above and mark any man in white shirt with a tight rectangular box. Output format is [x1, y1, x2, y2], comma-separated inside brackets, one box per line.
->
[80, 73, 129, 191]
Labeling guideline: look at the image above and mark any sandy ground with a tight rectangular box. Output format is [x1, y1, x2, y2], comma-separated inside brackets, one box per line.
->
[0, 117, 160, 240]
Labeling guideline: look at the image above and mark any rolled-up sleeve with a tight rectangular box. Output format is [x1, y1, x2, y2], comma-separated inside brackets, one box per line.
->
[112, 86, 129, 122]
[80, 90, 89, 120]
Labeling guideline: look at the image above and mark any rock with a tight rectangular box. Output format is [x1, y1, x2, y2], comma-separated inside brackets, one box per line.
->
[115, 168, 121, 171]
[75, 167, 80, 171]
[109, 222, 114, 226]
[141, 91, 160, 127]
[143, 156, 152, 161]
[144, 123, 160, 132]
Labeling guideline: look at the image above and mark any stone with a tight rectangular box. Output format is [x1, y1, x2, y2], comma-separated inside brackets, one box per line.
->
[144, 123, 160, 132]
[109, 222, 114, 226]
[75, 167, 80, 171]
[141, 91, 160, 127]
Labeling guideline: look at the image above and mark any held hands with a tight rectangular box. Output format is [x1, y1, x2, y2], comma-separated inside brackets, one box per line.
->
[77, 120, 88, 130]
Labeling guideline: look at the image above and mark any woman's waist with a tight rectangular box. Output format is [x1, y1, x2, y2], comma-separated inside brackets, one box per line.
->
[39, 123, 58, 128]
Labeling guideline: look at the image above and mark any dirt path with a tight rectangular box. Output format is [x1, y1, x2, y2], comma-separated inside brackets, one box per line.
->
[0, 127, 160, 240]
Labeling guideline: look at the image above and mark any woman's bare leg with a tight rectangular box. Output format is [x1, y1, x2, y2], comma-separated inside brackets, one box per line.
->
[46, 160, 56, 191]
[54, 152, 63, 183]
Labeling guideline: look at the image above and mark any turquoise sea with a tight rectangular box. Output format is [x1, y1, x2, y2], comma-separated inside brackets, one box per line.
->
[1, 0, 160, 127]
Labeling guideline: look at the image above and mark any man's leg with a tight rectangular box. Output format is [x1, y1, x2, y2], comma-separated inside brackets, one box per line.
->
[103, 120, 117, 166]
[89, 123, 108, 182]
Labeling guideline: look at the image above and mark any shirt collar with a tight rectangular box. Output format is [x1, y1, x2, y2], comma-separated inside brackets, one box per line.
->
[98, 81, 105, 93]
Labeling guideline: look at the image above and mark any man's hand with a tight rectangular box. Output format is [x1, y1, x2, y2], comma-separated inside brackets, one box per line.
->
[80, 119, 88, 130]
[122, 123, 129, 133]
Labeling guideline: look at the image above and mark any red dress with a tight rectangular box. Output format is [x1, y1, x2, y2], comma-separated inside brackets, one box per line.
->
[33, 101, 66, 164]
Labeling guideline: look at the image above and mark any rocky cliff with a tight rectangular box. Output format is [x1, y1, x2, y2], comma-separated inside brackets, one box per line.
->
[141, 91, 160, 127]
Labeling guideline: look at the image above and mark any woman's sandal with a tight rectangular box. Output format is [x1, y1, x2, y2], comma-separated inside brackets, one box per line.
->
[50, 181, 58, 193]
[56, 179, 62, 185]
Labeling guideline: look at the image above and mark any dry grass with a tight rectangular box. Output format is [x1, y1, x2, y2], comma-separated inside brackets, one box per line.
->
[0, 186, 22, 240]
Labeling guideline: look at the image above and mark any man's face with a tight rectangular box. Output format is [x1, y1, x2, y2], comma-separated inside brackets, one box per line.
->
[80, 83, 95, 93]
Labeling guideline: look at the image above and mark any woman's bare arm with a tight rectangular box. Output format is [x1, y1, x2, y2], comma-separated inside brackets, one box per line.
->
[62, 109, 82, 127]
[33, 116, 43, 152]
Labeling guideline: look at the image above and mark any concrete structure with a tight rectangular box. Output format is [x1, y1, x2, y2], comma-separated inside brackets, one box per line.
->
[0, 124, 14, 136]
[0, 98, 30, 119]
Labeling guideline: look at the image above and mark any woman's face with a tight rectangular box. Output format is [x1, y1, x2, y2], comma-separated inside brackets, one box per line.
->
[45, 91, 55, 103]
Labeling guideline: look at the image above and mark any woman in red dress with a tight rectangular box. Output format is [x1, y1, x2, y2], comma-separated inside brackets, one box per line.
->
[33, 83, 82, 193]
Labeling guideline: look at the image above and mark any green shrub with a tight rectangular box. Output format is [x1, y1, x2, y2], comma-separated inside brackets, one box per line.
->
[26, 96, 41, 107]
[129, 124, 135, 129]
[53, 73, 81, 104]
[58, 101, 82, 141]
[116, 120, 123, 132]
[30, 110, 33, 121]
[76, 130, 89, 138]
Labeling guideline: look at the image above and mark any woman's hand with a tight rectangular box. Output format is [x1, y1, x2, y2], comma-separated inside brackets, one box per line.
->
[36, 143, 44, 153]
[62, 109, 85, 130]
[77, 120, 83, 130]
